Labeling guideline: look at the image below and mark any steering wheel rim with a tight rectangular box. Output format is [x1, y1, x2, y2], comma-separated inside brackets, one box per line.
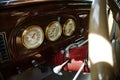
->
[88, 0, 119, 79]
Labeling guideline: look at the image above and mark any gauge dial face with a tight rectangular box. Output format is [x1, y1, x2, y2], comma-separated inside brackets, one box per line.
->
[46, 21, 62, 41]
[22, 25, 44, 49]
[63, 19, 76, 36]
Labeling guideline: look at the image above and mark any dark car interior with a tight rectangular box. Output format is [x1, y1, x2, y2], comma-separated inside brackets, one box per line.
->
[0, 0, 120, 80]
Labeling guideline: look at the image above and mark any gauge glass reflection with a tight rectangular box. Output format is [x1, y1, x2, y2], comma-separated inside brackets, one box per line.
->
[22, 25, 44, 49]
[63, 19, 76, 36]
[46, 21, 62, 41]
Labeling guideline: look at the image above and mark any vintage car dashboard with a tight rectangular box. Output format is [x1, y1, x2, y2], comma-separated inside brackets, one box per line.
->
[0, 0, 91, 80]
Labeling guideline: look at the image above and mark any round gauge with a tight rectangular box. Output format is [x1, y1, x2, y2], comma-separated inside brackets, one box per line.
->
[63, 19, 76, 36]
[22, 25, 44, 49]
[45, 21, 62, 41]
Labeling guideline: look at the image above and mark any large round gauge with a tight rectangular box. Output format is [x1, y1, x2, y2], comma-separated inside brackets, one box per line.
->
[63, 19, 76, 36]
[22, 25, 44, 49]
[45, 21, 62, 41]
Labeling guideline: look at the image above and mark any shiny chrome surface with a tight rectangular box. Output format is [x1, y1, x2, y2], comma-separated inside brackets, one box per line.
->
[89, 0, 115, 80]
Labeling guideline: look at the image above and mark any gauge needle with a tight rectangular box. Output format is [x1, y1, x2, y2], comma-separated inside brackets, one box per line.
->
[32, 33, 36, 39]
[50, 28, 56, 35]
[52, 28, 56, 33]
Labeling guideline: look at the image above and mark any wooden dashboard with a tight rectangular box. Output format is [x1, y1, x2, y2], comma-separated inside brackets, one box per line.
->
[0, 1, 91, 80]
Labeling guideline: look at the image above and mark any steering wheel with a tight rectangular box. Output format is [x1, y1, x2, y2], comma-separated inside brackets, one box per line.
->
[88, 0, 120, 80]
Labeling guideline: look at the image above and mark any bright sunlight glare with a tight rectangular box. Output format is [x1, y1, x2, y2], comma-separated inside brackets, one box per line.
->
[89, 33, 113, 66]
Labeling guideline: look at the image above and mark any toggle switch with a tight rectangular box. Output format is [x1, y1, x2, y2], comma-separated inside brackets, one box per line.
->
[31, 60, 48, 73]
[16, 67, 21, 74]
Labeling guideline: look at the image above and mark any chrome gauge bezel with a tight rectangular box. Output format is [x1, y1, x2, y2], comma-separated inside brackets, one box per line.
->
[45, 21, 62, 41]
[63, 19, 76, 36]
[22, 25, 44, 49]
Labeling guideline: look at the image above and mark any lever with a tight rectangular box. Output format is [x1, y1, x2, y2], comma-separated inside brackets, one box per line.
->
[53, 60, 69, 75]
[65, 39, 88, 58]
[65, 43, 78, 58]
[72, 59, 86, 80]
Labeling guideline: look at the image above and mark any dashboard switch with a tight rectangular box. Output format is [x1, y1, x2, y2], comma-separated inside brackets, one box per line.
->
[31, 60, 48, 73]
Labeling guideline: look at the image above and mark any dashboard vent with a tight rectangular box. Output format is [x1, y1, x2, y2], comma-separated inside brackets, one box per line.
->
[0, 32, 10, 63]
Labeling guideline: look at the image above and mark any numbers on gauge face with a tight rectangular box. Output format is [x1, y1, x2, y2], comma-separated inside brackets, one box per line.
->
[46, 21, 62, 41]
[25, 30, 40, 45]
[48, 23, 59, 38]
[63, 19, 76, 36]
[66, 23, 73, 33]
[22, 25, 44, 49]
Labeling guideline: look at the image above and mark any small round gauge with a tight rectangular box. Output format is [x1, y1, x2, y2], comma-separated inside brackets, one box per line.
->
[22, 25, 44, 49]
[63, 19, 76, 36]
[45, 21, 62, 41]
